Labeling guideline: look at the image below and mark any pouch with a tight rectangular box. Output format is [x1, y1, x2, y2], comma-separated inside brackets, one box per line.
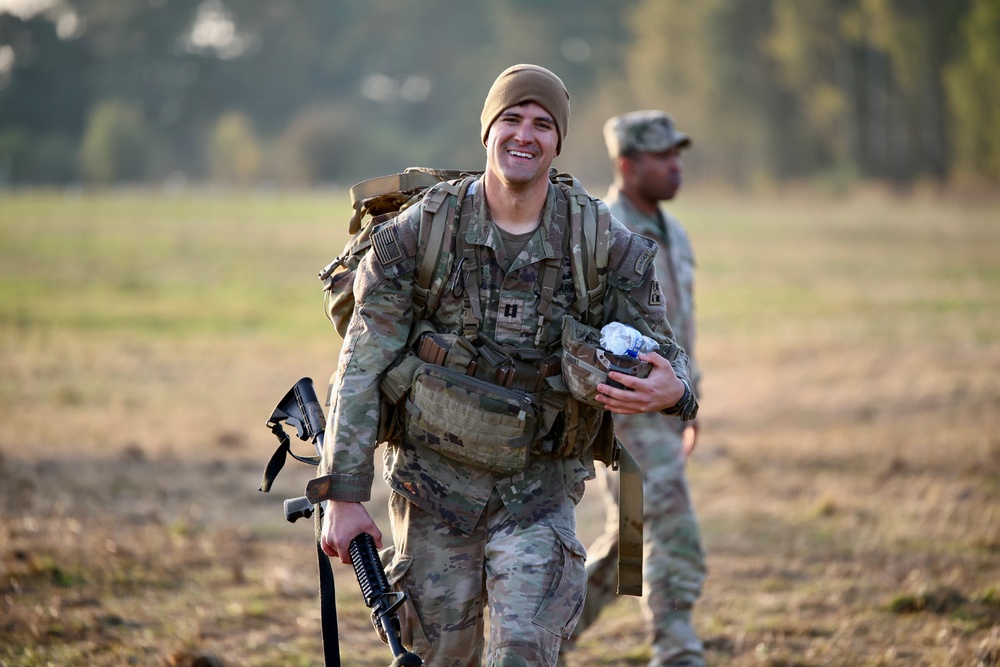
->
[560, 315, 651, 408]
[536, 377, 605, 460]
[404, 364, 537, 475]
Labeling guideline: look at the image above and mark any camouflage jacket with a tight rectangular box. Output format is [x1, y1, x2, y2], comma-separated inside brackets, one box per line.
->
[320, 177, 695, 532]
[607, 186, 699, 437]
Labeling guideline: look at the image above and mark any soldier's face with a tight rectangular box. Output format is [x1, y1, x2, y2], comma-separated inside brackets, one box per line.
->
[631, 146, 683, 201]
[485, 102, 559, 188]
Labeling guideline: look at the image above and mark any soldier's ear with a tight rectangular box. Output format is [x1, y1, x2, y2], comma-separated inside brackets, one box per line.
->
[618, 154, 637, 179]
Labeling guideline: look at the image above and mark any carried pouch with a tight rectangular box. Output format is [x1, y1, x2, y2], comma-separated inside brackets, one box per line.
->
[536, 376, 605, 460]
[405, 363, 537, 476]
[560, 315, 651, 408]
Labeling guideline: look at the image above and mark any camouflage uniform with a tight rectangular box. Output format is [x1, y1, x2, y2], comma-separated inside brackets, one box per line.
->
[570, 112, 707, 667]
[320, 176, 696, 666]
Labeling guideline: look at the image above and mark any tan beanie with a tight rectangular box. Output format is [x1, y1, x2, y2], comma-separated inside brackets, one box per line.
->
[480, 64, 571, 154]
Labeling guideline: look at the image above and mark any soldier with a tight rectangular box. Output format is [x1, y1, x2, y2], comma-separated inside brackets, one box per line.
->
[314, 67, 698, 666]
[569, 111, 707, 667]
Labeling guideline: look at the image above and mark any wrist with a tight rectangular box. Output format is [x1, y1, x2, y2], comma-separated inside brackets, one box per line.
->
[660, 382, 698, 421]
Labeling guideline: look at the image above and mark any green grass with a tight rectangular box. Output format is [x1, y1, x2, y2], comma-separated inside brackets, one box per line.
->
[674, 188, 1000, 344]
[0, 190, 353, 340]
[3, 187, 997, 346]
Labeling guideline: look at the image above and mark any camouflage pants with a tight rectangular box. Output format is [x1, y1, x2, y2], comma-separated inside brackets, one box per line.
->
[384, 488, 587, 666]
[571, 415, 706, 667]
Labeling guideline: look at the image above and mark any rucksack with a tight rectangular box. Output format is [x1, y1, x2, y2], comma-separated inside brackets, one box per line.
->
[318, 166, 610, 342]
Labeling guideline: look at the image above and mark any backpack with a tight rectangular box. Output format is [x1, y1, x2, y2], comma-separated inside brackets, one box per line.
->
[318, 166, 610, 341]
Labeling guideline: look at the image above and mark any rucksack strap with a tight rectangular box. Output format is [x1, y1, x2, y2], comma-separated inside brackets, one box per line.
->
[349, 171, 437, 206]
[568, 188, 610, 326]
[411, 176, 477, 320]
[534, 187, 570, 348]
[455, 194, 481, 338]
[594, 412, 645, 597]
[584, 199, 610, 325]
[616, 446, 644, 596]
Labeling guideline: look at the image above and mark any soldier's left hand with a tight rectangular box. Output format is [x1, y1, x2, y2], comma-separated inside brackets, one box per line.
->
[596, 351, 686, 415]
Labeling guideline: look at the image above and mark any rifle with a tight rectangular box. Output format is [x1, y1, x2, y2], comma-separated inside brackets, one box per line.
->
[259, 377, 423, 667]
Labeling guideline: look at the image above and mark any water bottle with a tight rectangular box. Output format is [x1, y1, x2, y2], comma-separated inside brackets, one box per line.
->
[600, 322, 645, 357]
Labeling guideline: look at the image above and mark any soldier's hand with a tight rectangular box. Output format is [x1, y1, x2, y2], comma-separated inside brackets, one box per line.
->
[320, 501, 383, 564]
[597, 351, 685, 415]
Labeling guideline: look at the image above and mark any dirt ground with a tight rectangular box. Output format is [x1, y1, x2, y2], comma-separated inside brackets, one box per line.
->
[2, 332, 997, 667]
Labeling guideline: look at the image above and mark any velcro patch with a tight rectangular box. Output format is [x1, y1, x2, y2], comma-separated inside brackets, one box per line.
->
[371, 225, 403, 266]
[635, 249, 654, 276]
[498, 297, 526, 326]
[649, 279, 663, 306]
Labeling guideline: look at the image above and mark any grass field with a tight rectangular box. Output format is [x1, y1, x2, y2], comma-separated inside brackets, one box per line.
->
[1, 185, 998, 666]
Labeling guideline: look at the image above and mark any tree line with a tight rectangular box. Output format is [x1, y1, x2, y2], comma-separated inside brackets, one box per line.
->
[1, 0, 997, 190]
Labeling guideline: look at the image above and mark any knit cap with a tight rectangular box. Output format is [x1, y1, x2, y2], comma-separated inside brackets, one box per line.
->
[480, 64, 570, 154]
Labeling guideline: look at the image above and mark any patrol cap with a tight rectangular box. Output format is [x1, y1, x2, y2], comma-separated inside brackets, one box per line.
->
[603, 110, 691, 159]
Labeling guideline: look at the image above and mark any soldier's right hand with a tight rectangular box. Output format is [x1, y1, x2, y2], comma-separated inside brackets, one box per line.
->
[320, 500, 383, 564]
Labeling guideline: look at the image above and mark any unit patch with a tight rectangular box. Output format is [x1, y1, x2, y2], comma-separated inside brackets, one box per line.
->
[649, 279, 663, 307]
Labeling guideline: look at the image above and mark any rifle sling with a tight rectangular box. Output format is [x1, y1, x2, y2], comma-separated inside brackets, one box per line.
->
[315, 507, 341, 666]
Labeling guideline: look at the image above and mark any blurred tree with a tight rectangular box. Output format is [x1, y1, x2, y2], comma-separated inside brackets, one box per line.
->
[0, 0, 997, 187]
[78, 98, 165, 184]
[765, 0, 853, 181]
[0, 11, 89, 184]
[207, 111, 262, 186]
[25, 133, 78, 184]
[619, 0, 785, 187]
[69, 0, 205, 176]
[0, 12, 90, 138]
[765, 0, 971, 185]
[274, 104, 368, 186]
[944, 0, 1000, 184]
[0, 127, 31, 186]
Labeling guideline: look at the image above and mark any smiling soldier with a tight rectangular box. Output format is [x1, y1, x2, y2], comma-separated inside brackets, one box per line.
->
[313, 64, 698, 666]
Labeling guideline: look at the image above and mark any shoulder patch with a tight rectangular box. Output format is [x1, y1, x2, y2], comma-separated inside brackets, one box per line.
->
[650, 279, 663, 306]
[635, 248, 654, 276]
[371, 225, 403, 266]
[609, 229, 657, 284]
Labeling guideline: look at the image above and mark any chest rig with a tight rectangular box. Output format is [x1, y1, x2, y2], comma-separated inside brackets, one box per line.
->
[410, 177, 610, 389]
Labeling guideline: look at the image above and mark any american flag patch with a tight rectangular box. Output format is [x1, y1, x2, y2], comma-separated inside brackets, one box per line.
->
[371, 226, 403, 266]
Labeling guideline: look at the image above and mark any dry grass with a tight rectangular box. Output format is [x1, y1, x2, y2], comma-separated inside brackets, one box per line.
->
[1, 186, 998, 666]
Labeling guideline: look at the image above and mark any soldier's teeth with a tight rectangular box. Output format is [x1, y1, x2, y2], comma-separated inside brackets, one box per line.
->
[509, 150, 533, 159]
